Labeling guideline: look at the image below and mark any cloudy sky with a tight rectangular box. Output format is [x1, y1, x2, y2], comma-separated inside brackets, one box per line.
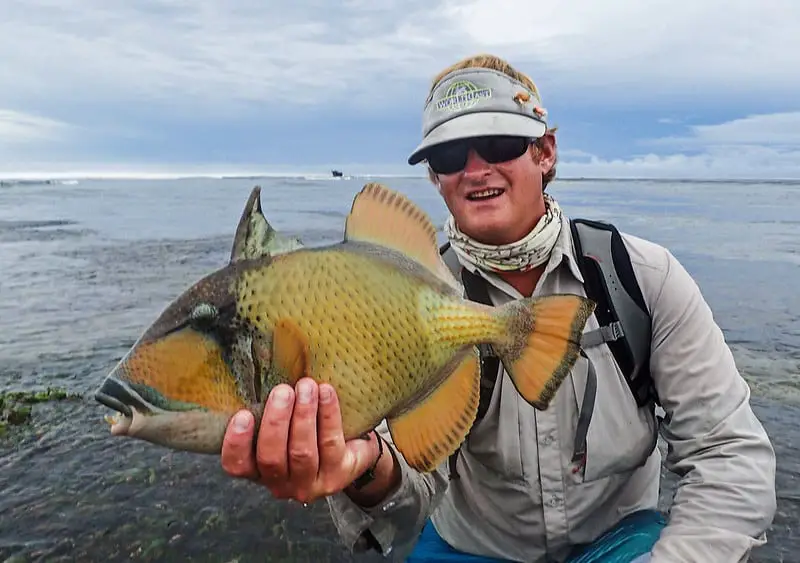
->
[1, 0, 799, 179]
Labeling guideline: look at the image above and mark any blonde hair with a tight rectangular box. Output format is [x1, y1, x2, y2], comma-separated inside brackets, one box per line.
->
[428, 54, 558, 189]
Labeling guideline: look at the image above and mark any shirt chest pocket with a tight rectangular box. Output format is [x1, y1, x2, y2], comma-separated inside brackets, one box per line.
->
[461, 372, 528, 485]
[569, 344, 659, 484]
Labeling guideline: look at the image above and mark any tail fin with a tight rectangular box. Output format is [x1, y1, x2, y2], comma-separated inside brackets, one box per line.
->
[494, 294, 595, 410]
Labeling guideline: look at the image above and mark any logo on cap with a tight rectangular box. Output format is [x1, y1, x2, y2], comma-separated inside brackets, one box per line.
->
[435, 80, 492, 113]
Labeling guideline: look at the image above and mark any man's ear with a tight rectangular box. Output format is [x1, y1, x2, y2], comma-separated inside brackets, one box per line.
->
[532, 132, 557, 173]
[427, 165, 443, 194]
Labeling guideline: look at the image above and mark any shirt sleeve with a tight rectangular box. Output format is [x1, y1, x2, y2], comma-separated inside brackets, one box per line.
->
[324, 420, 450, 558]
[646, 249, 777, 562]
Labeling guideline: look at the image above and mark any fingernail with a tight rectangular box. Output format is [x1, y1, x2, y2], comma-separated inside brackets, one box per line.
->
[232, 411, 251, 434]
[297, 380, 313, 404]
[320, 384, 332, 404]
[273, 387, 291, 407]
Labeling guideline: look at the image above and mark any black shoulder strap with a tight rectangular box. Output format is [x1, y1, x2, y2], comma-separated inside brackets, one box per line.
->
[439, 242, 500, 422]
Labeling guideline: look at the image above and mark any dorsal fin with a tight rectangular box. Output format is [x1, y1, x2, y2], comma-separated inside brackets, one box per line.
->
[230, 186, 304, 264]
[344, 183, 452, 283]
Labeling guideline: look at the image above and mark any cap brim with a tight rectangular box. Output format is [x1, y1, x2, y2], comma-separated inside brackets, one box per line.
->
[407, 112, 547, 165]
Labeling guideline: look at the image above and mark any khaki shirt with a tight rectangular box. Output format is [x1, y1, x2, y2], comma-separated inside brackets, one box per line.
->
[325, 215, 777, 562]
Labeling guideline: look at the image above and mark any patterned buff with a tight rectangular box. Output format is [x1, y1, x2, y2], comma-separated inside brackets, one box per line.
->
[444, 193, 563, 273]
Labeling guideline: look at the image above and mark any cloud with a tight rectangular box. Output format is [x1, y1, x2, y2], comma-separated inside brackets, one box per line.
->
[559, 149, 800, 180]
[643, 112, 800, 149]
[440, 0, 800, 104]
[0, 0, 454, 115]
[0, 1, 798, 176]
[3, 0, 798, 114]
[0, 110, 71, 144]
[559, 112, 800, 179]
[0, 109, 77, 165]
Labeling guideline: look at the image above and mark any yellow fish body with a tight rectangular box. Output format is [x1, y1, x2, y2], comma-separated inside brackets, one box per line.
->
[95, 183, 594, 472]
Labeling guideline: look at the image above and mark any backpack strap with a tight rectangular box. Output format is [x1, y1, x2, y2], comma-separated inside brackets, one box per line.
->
[460, 268, 502, 422]
[569, 218, 655, 407]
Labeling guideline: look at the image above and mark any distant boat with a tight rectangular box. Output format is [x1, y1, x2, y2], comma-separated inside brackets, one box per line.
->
[331, 169, 344, 178]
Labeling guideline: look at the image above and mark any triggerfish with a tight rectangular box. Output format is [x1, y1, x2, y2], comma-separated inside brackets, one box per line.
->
[95, 183, 594, 472]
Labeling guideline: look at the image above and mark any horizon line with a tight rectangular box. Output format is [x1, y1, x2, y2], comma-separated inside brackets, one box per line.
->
[1, 172, 798, 184]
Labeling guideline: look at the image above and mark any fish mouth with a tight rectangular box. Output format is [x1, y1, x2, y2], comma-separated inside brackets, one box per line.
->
[95, 376, 159, 416]
[94, 372, 236, 453]
[95, 376, 161, 435]
[95, 378, 134, 418]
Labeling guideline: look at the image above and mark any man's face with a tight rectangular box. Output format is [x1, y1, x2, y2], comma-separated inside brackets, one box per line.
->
[432, 133, 556, 245]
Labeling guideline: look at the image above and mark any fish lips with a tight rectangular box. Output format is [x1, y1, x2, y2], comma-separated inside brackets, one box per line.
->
[94, 375, 156, 419]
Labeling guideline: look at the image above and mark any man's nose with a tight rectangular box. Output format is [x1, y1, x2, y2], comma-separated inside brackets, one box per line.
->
[463, 148, 491, 177]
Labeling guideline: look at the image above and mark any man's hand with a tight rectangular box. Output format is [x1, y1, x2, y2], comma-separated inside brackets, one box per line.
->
[220, 377, 388, 504]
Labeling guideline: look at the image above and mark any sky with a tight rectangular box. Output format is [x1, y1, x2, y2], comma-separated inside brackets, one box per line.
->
[1, 0, 799, 180]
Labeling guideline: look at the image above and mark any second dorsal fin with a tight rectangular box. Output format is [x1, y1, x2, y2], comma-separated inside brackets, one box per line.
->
[344, 183, 447, 280]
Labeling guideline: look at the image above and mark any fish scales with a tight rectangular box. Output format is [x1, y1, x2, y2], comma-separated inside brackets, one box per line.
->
[236, 247, 473, 437]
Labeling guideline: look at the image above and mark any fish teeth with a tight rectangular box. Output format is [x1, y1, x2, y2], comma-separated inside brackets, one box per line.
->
[104, 412, 123, 426]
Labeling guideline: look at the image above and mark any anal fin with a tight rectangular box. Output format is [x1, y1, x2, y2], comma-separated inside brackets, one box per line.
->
[387, 349, 481, 472]
[272, 317, 311, 384]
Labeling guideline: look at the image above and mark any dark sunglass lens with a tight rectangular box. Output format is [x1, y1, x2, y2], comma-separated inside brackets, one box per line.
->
[476, 136, 530, 164]
[426, 141, 468, 175]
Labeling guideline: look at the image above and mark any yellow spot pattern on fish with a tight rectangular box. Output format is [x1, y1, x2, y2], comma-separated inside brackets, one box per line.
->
[235, 250, 449, 436]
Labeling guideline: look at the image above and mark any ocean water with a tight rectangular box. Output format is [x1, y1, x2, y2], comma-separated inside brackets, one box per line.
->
[0, 176, 797, 562]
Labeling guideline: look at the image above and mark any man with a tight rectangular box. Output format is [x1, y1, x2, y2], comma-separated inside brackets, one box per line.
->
[219, 54, 777, 562]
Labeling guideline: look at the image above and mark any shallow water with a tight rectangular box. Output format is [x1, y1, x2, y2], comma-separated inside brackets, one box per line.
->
[0, 176, 797, 562]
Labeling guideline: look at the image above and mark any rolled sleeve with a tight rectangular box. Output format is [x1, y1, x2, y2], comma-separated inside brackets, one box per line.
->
[325, 421, 450, 559]
[646, 249, 777, 562]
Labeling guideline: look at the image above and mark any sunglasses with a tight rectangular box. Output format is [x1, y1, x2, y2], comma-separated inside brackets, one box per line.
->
[425, 135, 532, 175]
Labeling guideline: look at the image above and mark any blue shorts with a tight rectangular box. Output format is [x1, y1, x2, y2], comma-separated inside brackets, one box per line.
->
[405, 509, 666, 562]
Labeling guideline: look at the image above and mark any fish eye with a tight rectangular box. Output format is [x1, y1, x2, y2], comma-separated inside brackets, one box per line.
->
[189, 302, 218, 329]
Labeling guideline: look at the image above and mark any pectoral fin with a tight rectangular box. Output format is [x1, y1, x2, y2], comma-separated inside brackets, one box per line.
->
[271, 318, 311, 384]
[387, 349, 480, 472]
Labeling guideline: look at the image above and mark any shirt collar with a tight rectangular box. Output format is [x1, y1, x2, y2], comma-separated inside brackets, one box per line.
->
[548, 214, 585, 284]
